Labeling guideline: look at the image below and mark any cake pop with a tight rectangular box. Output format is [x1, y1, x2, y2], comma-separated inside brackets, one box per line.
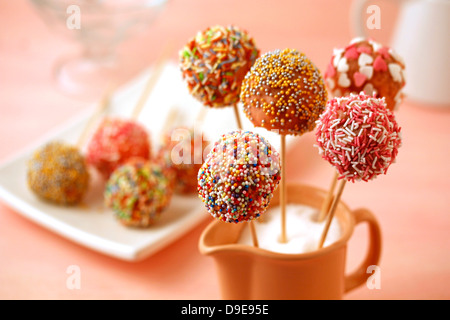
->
[27, 141, 89, 205]
[240, 48, 328, 136]
[104, 158, 173, 228]
[315, 92, 402, 182]
[315, 93, 402, 248]
[324, 37, 406, 111]
[240, 48, 328, 242]
[198, 130, 281, 223]
[156, 127, 210, 194]
[180, 25, 259, 108]
[86, 117, 151, 179]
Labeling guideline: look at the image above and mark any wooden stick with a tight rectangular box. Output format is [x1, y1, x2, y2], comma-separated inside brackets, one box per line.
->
[162, 107, 180, 133]
[318, 178, 347, 249]
[232, 103, 243, 130]
[195, 106, 208, 126]
[318, 171, 339, 222]
[76, 82, 115, 149]
[249, 221, 259, 248]
[279, 134, 287, 243]
[131, 41, 173, 120]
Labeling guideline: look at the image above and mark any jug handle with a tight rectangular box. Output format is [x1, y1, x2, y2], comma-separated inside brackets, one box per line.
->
[351, 0, 403, 37]
[344, 207, 382, 293]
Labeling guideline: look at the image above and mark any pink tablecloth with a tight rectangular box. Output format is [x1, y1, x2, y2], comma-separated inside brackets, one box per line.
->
[1, 0, 449, 300]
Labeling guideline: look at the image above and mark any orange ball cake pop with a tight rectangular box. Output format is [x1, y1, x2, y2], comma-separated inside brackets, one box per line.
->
[156, 127, 210, 194]
[240, 48, 328, 136]
[324, 37, 406, 111]
[180, 25, 259, 108]
[27, 141, 89, 205]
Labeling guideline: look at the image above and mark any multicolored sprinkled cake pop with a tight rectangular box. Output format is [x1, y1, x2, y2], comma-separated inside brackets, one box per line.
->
[180, 25, 259, 108]
[198, 130, 281, 223]
[156, 127, 210, 194]
[315, 92, 402, 182]
[104, 158, 173, 228]
[324, 37, 406, 111]
[86, 117, 151, 179]
[27, 141, 89, 205]
[240, 48, 328, 136]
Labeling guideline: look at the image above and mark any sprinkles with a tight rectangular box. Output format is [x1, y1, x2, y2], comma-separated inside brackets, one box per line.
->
[324, 38, 406, 111]
[104, 158, 173, 228]
[86, 117, 151, 178]
[314, 93, 402, 182]
[27, 141, 89, 205]
[180, 25, 259, 107]
[197, 130, 281, 223]
[240, 48, 328, 136]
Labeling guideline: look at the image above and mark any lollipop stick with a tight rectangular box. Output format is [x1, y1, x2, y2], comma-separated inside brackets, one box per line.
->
[77, 82, 115, 149]
[163, 107, 180, 133]
[318, 179, 347, 249]
[195, 106, 208, 127]
[131, 41, 173, 120]
[232, 103, 243, 130]
[249, 221, 259, 248]
[318, 171, 339, 222]
[279, 134, 287, 243]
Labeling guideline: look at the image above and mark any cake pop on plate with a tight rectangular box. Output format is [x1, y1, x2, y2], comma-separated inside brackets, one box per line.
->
[324, 37, 406, 111]
[27, 141, 90, 205]
[104, 157, 173, 228]
[86, 117, 151, 179]
[26, 85, 114, 206]
[86, 42, 174, 180]
[156, 127, 210, 194]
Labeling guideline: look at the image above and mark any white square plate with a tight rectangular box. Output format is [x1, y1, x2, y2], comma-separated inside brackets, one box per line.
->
[0, 63, 292, 261]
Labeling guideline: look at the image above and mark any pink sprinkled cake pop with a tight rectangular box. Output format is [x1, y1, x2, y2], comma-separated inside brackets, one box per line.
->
[197, 130, 281, 223]
[86, 117, 151, 178]
[324, 37, 406, 111]
[315, 93, 402, 182]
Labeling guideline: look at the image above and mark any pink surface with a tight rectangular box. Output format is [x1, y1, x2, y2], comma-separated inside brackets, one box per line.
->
[1, 0, 449, 300]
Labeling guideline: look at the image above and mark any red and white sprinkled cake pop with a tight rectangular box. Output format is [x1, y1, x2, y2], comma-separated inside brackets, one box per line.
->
[324, 37, 406, 111]
[240, 48, 328, 136]
[86, 117, 151, 178]
[315, 93, 402, 182]
[197, 130, 281, 223]
[180, 25, 259, 108]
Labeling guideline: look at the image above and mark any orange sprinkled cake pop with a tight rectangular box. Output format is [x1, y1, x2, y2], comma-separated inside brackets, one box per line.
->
[240, 48, 328, 136]
[27, 141, 89, 205]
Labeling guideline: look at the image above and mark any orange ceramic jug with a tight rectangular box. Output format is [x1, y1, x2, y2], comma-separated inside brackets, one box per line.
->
[199, 184, 381, 300]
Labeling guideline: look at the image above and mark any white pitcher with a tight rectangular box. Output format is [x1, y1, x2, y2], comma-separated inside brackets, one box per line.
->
[352, 0, 450, 106]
